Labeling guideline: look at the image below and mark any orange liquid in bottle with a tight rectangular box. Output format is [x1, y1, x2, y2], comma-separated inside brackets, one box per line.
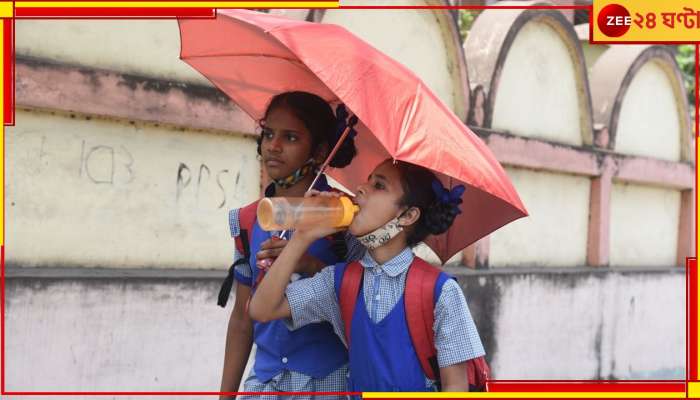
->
[257, 196, 359, 231]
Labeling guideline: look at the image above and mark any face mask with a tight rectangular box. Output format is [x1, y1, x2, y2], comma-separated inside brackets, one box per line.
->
[356, 212, 405, 250]
[271, 158, 316, 189]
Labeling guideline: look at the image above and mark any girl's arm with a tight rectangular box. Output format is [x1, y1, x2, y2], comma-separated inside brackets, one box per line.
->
[219, 281, 254, 399]
[248, 234, 314, 322]
[434, 279, 486, 392]
[249, 190, 343, 322]
[439, 362, 469, 392]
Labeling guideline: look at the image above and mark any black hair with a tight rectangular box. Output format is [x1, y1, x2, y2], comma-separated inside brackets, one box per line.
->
[256, 91, 357, 168]
[394, 161, 461, 247]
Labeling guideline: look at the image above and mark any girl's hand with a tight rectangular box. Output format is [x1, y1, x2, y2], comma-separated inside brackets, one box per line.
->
[257, 238, 326, 274]
[256, 237, 287, 265]
[293, 190, 347, 241]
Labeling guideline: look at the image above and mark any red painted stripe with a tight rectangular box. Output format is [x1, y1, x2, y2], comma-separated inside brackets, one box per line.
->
[588, 4, 593, 44]
[340, 5, 588, 9]
[4, 392, 360, 395]
[1, 246, 4, 394]
[489, 379, 687, 382]
[22, 0, 328, 2]
[694, 45, 699, 384]
[590, 40, 699, 45]
[488, 382, 686, 392]
[3, 19, 14, 126]
[15, 7, 216, 18]
[695, 43, 700, 139]
[690, 258, 698, 381]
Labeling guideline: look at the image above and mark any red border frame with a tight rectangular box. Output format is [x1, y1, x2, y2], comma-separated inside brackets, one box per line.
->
[15, 7, 217, 18]
[690, 258, 697, 383]
[1, 1, 697, 397]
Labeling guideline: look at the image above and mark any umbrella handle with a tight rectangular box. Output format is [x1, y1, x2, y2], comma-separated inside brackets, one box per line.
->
[308, 123, 353, 190]
[277, 122, 354, 239]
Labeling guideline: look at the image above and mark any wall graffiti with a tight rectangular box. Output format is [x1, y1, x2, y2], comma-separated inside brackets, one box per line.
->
[16, 129, 253, 213]
[78, 140, 134, 185]
[176, 161, 241, 209]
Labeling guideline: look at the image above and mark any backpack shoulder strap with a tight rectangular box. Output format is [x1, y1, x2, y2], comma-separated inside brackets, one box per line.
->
[405, 257, 442, 381]
[217, 200, 260, 308]
[237, 200, 260, 259]
[336, 261, 363, 347]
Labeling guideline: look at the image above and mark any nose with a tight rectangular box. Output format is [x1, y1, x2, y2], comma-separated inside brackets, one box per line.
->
[266, 134, 283, 153]
[356, 183, 366, 197]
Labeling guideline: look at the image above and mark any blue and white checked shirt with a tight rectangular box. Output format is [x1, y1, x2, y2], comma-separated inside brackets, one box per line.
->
[285, 247, 486, 375]
[238, 364, 348, 400]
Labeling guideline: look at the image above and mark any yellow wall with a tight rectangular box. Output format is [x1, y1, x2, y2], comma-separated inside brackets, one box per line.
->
[7, 110, 259, 269]
[492, 20, 585, 145]
[489, 168, 590, 267]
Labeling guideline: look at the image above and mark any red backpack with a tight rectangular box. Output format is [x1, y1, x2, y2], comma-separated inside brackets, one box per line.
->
[218, 200, 260, 307]
[338, 257, 491, 391]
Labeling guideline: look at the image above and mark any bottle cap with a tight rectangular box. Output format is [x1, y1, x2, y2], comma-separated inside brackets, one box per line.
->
[337, 196, 359, 227]
[256, 197, 275, 231]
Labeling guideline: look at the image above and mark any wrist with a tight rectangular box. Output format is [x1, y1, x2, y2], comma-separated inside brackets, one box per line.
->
[291, 231, 315, 246]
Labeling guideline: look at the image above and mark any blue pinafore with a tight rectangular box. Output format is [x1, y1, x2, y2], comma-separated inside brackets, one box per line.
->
[333, 261, 451, 393]
[247, 176, 348, 382]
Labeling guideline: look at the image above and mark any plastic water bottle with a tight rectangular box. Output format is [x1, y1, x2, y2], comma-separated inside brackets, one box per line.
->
[256, 196, 359, 231]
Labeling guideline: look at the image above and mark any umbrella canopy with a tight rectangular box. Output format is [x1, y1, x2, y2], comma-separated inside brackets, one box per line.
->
[178, 9, 527, 264]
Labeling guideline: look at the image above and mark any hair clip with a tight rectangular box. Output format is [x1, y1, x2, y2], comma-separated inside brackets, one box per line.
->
[431, 180, 465, 213]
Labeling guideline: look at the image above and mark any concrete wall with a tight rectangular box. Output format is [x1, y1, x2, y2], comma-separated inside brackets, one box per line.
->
[466, 9, 692, 271]
[615, 60, 683, 162]
[462, 268, 685, 379]
[6, 273, 228, 392]
[610, 183, 681, 267]
[6, 267, 684, 396]
[489, 168, 590, 267]
[16, 20, 207, 85]
[7, 109, 259, 270]
[491, 19, 584, 145]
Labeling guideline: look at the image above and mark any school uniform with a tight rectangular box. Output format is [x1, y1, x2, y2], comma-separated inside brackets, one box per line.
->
[285, 247, 485, 392]
[229, 175, 365, 399]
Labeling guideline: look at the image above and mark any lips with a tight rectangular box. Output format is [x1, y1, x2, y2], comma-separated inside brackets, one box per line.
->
[264, 157, 284, 167]
[351, 195, 364, 212]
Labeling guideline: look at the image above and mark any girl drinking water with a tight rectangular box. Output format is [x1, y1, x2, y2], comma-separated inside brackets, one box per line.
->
[249, 160, 485, 393]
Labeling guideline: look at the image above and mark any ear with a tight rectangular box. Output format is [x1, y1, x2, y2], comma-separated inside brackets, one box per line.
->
[398, 206, 421, 228]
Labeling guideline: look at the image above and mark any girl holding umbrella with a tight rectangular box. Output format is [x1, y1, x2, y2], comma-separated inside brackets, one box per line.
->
[219, 91, 362, 398]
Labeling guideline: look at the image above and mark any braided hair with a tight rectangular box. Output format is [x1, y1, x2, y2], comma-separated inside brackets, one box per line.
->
[257, 91, 357, 168]
[394, 161, 462, 247]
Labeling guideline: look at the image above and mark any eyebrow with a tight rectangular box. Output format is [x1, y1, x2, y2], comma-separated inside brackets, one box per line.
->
[368, 173, 388, 182]
[263, 127, 300, 135]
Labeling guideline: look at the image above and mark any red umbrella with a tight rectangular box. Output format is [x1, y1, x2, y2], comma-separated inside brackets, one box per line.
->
[178, 9, 527, 264]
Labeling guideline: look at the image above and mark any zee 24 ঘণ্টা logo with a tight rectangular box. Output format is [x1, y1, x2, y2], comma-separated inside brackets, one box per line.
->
[596, 2, 700, 41]
[597, 3, 632, 37]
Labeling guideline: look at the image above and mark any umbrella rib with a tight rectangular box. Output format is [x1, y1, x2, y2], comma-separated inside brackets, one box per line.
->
[184, 53, 308, 67]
